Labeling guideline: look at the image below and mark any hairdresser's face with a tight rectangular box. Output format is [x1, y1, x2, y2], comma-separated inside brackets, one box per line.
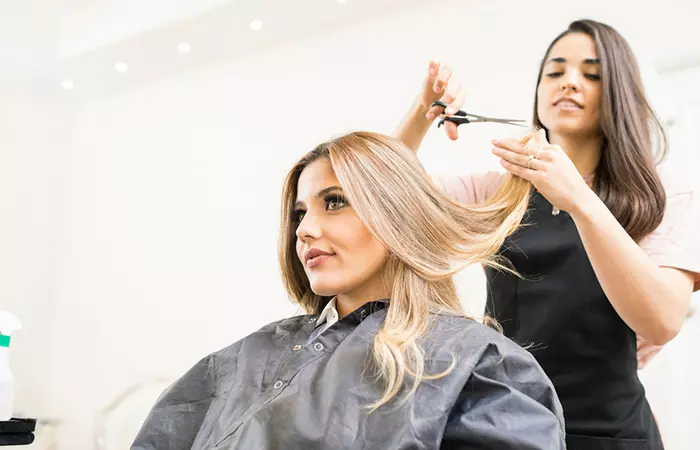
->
[537, 32, 602, 138]
[294, 158, 388, 300]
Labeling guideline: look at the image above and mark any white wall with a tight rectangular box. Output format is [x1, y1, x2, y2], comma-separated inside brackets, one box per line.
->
[0, 85, 71, 418]
[4, 0, 699, 448]
[637, 65, 700, 450]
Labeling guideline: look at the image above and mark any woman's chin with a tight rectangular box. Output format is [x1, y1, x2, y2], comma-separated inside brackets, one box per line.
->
[308, 280, 342, 297]
[546, 117, 598, 137]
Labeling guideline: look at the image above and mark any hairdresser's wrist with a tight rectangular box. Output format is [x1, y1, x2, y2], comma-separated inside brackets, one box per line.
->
[412, 95, 435, 121]
[394, 96, 434, 153]
[569, 188, 605, 223]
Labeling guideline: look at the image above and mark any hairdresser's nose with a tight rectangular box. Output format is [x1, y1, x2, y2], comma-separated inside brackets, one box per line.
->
[560, 69, 582, 93]
[296, 211, 322, 244]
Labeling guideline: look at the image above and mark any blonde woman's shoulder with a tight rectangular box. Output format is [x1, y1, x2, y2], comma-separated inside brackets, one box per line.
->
[430, 313, 532, 357]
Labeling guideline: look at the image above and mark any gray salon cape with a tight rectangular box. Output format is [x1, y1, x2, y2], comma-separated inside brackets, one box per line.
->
[132, 301, 565, 449]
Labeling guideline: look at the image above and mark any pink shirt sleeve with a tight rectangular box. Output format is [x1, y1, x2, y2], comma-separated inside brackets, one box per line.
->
[638, 180, 700, 292]
[433, 171, 505, 205]
[435, 169, 700, 291]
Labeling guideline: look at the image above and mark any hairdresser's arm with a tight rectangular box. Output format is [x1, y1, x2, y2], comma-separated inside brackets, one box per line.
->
[493, 131, 694, 346]
[570, 193, 693, 345]
[393, 60, 465, 153]
[394, 96, 434, 153]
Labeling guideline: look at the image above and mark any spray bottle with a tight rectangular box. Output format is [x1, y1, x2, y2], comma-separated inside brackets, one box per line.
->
[0, 312, 22, 421]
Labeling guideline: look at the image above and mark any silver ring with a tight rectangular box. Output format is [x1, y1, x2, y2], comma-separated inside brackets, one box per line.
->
[527, 155, 535, 169]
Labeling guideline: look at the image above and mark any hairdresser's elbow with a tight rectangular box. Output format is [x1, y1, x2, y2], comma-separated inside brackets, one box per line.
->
[646, 318, 683, 346]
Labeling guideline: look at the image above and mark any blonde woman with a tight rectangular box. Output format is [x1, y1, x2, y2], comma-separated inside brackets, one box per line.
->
[132, 132, 565, 450]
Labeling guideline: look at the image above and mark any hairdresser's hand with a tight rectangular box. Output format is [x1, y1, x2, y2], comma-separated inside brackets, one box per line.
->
[420, 60, 466, 141]
[491, 129, 595, 214]
[637, 335, 663, 370]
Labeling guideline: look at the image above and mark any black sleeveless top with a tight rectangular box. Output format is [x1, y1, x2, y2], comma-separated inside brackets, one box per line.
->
[486, 191, 663, 450]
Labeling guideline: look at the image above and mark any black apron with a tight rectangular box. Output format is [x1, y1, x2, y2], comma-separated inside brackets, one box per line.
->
[485, 191, 663, 450]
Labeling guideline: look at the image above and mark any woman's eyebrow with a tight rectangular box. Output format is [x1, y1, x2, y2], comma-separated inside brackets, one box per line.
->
[294, 186, 343, 209]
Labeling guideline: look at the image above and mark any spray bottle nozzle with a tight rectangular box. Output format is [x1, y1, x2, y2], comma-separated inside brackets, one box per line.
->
[0, 312, 22, 348]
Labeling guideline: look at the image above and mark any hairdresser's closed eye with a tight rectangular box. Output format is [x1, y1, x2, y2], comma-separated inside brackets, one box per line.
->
[546, 71, 599, 81]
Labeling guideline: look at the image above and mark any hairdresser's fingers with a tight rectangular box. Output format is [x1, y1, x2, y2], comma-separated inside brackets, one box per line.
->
[492, 138, 530, 155]
[492, 146, 546, 170]
[427, 65, 452, 119]
[637, 335, 663, 368]
[519, 130, 537, 145]
[638, 344, 661, 358]
[638, 346, 662, 369]
[440, 77, 462, 140]
[426, 59, 440, 85]
[520, 145, 556, 162]
[424, 60, 443, 120]
[494, 137, 559, 161]
[444, 121, 459, 141]
[425, 64, 447, 120]
[434, 64, 452, 93]
[499, 158, 537, 181]
[426, 103, 445, 121]
[449, 85, 468, 116]
[531, 128, 550, 145]
[441, 79, 461, 115]
[492, 146, 528, 167]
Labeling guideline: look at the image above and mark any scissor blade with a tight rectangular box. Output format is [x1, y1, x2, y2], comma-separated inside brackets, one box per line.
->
[479, 118, 530, 127]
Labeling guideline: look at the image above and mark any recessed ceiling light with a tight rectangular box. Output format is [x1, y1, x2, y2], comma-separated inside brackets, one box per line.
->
[337, 0, 348, 4]
[115, 62, 128, 73]
[250, 20, 263, 31]
[177, 42, 191, 53]
[61, 80, 74, 90]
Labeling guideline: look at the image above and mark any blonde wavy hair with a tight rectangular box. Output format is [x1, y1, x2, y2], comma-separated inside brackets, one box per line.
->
[279, 131, 531, 410]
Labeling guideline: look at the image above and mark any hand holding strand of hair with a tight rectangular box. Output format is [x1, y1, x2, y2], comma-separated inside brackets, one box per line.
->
[491, 129, 595, 216]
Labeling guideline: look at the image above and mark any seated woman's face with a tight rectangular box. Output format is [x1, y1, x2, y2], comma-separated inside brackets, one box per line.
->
[294, 158, 388, 299]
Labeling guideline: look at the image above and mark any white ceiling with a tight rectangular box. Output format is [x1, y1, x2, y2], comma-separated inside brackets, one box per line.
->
[1, 0, 434, 94]
[2, 0, 699, 97]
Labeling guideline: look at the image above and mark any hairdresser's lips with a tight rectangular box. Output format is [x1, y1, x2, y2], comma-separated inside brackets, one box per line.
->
[553, 96, 583, 111]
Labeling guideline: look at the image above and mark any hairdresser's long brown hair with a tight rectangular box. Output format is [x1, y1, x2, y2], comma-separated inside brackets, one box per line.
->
[533, 19, 666, 241]
[279, 131, 530, 410]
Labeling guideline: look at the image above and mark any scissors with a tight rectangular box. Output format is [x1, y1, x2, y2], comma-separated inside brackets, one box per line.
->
[431, 101, 529, 128]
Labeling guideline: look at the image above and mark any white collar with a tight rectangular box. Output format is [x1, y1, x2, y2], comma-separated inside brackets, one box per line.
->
[316, 297, 339, 328]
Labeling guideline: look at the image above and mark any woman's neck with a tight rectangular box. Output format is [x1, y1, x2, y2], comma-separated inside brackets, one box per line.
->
[335, 297, 367, 318]
[549, 131, 603, 177]
[335, 284, 390, 318]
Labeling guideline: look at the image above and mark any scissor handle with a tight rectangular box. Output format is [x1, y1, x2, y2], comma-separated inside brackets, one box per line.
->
[431, 101, 467, 117]
[437, 116, 471, 128]
[432, 101, 470, 128]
